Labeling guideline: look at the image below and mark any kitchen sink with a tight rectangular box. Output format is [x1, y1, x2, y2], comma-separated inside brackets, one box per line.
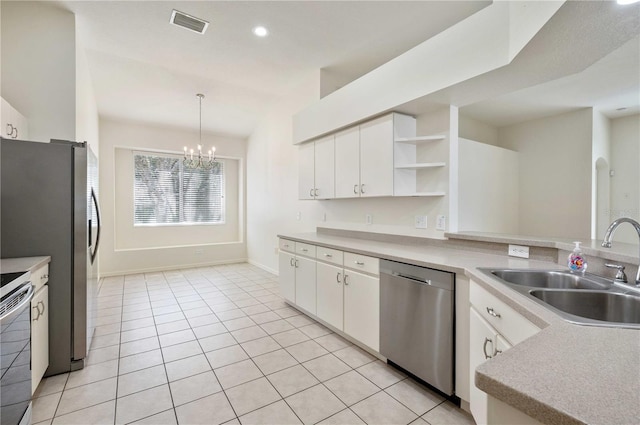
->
[490, 269, 611, 290]
[480, 268, 640, 329]
[530, 289, 640, 325]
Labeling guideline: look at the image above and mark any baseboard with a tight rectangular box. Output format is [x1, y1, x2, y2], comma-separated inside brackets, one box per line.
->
[99, 258, 249, 277]
[248, 259, 278, 276]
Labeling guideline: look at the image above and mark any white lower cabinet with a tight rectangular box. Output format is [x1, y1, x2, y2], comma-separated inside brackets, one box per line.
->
[469, 280, 540, 425]
[31, 285, 49, 394]
[316, 262, 344, 330]
[278, 251, 296, 303]
[280, 239, 380, 353]
[278, 240, 317, 314]
[295, 257, 316, 315]
[343, 270, 379, 351]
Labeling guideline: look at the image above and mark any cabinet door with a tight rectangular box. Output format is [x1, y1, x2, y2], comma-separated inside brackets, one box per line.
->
[279, 252, 296, 303]
[295, 256, 317, 315]
[314, 135, 335, 199]
[359, 114, 394, 197]
[1, 98, 13, 138]
[316, 262, 343, 330]
[334, 126, 360, 198]
[344, 271, 379, 351]
[298, 141, 315, 200]
[31, 286, 49, 394]
[469, 307, 499, 425]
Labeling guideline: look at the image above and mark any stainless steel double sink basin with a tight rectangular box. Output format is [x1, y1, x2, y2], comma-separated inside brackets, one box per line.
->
[480, 269, 640, 329]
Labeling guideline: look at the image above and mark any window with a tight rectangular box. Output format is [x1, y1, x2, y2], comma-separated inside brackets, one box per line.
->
[133, 152, 225, 225]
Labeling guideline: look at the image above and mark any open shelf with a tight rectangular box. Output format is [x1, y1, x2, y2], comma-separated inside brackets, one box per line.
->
[398, 191, 446, 197]
[395, 162, 446, 170]
[394, 135, 445, 144]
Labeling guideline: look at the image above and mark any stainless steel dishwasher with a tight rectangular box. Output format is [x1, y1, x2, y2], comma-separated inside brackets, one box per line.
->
[380, 259, 455, 396]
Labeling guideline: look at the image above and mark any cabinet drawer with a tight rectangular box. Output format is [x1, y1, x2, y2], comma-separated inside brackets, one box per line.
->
[470, 281, 539, 345]
[316, 246, 343, 266]
[296, 242, 316, 258]
[279, 239, 295, 253]
[31, 264, 49, 293]
[344, 252, 379, 276]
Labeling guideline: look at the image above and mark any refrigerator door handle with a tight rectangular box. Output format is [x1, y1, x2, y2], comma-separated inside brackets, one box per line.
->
[90, 188, 101, 265]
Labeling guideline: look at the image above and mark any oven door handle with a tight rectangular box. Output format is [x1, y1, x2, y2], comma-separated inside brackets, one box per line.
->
[0, 283, 35, 323]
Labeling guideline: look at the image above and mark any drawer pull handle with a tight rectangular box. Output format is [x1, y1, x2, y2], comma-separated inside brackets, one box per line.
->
[483, 337, 493, 359]
[324, 254, 332, 258]
[355, 261, 365, 266]
[310, 188, 314, 197]
[353, 184, 358, 194]
[486, 307, 501, 318]
[336, 272, 341, 283]
[283, 244, 289, 248]
[344, 275, 350, 285]
[360, 184, 365, 194]
[295, 259, 299, 268]
[301, 248, 308, 252]
[290, 258, 294, 267]
[32, 305, 41, 321]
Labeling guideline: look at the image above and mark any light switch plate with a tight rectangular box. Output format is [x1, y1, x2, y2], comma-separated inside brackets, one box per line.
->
[365, 214, 373, 225]
[436, 215, 446, 231]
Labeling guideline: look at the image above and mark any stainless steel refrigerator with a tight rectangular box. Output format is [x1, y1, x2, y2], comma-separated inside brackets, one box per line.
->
[1, 138, 101, 376]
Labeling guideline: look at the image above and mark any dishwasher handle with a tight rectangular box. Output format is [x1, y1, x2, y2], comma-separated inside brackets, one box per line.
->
[392, 272, 432, 286]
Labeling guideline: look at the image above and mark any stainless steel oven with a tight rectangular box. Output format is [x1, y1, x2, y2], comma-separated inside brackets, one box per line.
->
[1, 271, 34, 425]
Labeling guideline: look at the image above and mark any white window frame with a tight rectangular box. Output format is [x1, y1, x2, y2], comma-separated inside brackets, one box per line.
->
[132, 150, 226, 227]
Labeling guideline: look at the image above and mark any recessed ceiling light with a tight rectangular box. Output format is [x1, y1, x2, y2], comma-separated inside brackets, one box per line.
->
[253, 26, 269, 37]
[617, 0, 640, 5]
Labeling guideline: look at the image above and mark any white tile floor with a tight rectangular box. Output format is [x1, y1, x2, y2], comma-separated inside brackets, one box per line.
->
[31, 263, 475, 425]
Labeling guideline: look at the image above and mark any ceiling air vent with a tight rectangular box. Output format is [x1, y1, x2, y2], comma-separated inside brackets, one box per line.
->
[170, 10, 209, 35]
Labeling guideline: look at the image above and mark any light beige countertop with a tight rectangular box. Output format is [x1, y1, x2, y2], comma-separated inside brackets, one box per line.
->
[1, 256, 51, 273]
[279, 232, 640, 425]
[446, 231, 640, 266]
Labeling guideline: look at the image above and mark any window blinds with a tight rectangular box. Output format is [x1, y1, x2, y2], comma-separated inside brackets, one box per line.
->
[133, 152, 225, 225]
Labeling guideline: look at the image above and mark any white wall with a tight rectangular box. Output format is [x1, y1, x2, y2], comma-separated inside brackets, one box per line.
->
[247, 79, 455, 273]
[99, 119, 247, 276]
[459, 114, 499, 146]
[76, 43, 100, 156]
[610, 113, 640, 244]
[458, 138, 519, 233]
[498, 108, 593, 239]
[592, 111, 611, 239]
[1, 1, 76, 142]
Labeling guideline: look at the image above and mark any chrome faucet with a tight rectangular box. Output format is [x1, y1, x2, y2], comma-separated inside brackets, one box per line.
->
[601, 217, 640, 287]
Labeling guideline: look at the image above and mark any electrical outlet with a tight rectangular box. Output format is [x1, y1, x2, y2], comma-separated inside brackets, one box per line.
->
[365, 214, 373, 225]
[508, 244, 530, 259]
[414, 215, 427, 229]
[436, 215, 446, 231]
[296, 212, 301, 221]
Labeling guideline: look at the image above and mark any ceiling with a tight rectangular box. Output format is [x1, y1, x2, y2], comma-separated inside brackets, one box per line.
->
[58, 1, 640, 136]
[60, 0, 490, 138]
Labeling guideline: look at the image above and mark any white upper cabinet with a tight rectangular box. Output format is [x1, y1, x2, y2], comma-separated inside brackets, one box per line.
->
[359, 115, 394, 197]
[298, 135, 335, 200]
[298, 141, 315, 200]
[335, 126, 360, 198]
[1, 97, 28, 140]
[314, 135, 335, 199]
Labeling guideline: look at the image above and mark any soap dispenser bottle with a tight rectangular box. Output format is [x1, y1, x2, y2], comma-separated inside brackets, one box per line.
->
[568, 241, 587, 273]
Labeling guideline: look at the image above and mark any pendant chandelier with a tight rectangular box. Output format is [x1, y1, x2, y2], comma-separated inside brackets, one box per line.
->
[183, 93, 218, 170]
